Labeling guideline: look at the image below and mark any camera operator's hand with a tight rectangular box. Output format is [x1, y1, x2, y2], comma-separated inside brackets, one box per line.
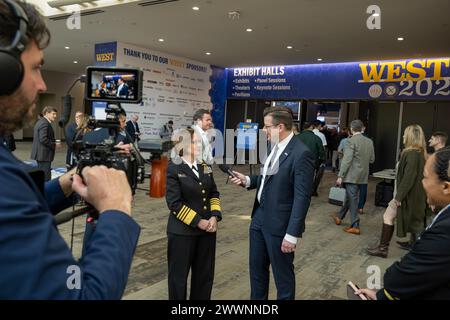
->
[58, 168, 77, 197]
[72, 166, 132, 216]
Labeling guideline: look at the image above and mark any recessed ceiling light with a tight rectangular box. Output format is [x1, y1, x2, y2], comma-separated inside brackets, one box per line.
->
[372, 13, 380, 17]
[317, 58, 323, 61]
[286, 46, 293, 49]
[73, 60, 78, 64]
[397, 37, 404, 41]
[205, 52, 211, 55]
[158, 38, 164, 42]
[192, 6, 200, 11]
[65, 46, 70, 50]
[246, 28, 253, 32]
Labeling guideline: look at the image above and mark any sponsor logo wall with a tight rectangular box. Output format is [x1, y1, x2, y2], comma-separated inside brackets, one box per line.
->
[94, 41, 216, 139]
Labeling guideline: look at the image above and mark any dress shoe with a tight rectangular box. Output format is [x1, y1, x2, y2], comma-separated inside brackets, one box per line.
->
[331, 214, 341, 225]
[397, 233, 416, 250]
[358, 209, 364, 215]
[397, 241, 413, 251]
[343, 227, 360, 235]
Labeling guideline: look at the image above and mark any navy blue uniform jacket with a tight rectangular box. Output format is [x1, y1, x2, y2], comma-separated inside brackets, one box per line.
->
[248, 137, 315, 237]
[0, 144, 140, 299]
[377, 205, 450, 300]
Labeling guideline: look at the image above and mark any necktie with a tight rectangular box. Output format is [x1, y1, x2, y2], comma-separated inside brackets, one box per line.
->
[192, 165, 199, 178]
[267, 144, 279, 174]
[258, 144, 279, 204]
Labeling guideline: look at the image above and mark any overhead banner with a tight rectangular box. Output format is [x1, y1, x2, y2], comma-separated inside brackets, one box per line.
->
[227, 58, 450, 100]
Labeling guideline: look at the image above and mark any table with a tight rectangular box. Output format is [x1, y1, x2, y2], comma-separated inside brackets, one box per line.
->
[372, 169, 395, 207]
[372, 169, 396, 181]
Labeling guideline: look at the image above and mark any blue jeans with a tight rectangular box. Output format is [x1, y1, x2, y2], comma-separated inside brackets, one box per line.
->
[358, 184, 368, 210]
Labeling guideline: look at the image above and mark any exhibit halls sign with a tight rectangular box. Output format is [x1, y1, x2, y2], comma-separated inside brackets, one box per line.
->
[227, 58, 450, 100]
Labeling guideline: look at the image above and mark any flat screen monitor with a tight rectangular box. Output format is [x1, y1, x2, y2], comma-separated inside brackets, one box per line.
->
[92, 101, 107, 120]
[236, 122, 258, 150]
[272, 101, 301, 121]
[85, 67, 143, 103]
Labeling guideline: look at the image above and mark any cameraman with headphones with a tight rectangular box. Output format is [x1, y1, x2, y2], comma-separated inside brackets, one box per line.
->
[0, 0, 140, 299]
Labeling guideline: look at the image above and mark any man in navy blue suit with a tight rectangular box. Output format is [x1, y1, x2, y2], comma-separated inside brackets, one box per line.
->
[230, 107, 315, 300]
[0, 0, 140, 299]
[116, 77, 129, 98]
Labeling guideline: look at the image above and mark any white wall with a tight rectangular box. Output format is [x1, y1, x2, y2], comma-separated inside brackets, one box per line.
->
[21, 69, 86, 140]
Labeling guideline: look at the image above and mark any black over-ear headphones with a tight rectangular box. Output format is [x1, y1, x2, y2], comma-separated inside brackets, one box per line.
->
[0, 0, 29, 96]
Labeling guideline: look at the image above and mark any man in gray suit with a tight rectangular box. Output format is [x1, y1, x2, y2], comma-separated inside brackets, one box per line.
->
[332, 119, 375, 235]
[31, 106, 57, 181]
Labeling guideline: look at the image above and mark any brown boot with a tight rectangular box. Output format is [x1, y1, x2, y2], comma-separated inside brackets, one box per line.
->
[367, 224, 394, 258]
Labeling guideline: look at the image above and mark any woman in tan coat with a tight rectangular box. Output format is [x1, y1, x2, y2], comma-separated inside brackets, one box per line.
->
[367, 125, 428, 258]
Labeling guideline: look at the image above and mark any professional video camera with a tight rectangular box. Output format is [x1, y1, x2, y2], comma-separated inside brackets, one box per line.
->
[74, 67, 145, 194]
[72, 104, 145, 194]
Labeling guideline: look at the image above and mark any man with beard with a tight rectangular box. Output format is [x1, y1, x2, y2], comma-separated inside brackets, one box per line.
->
[0, 0, 140, 299]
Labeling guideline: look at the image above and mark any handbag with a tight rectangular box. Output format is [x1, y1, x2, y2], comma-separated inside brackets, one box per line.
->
[328, 186, 346, 206]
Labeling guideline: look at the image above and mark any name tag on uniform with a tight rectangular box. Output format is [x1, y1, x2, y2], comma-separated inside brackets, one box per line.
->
[178, 173, 187, 178]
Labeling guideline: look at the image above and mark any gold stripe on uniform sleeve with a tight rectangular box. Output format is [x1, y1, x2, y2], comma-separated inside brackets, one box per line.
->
[179, 208, 189, 221]
[177, 205, 189, 220]
[210, 198, 221, 212]
[175, 205, 197, 225]
[183, 209, 197, 225]
[176, 205, 187, 219]
[384, 289, 398, 300]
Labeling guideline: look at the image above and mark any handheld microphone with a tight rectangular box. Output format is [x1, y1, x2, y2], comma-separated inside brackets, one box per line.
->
[218, 164, 245, 187]
[54, 206, 97, 226]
